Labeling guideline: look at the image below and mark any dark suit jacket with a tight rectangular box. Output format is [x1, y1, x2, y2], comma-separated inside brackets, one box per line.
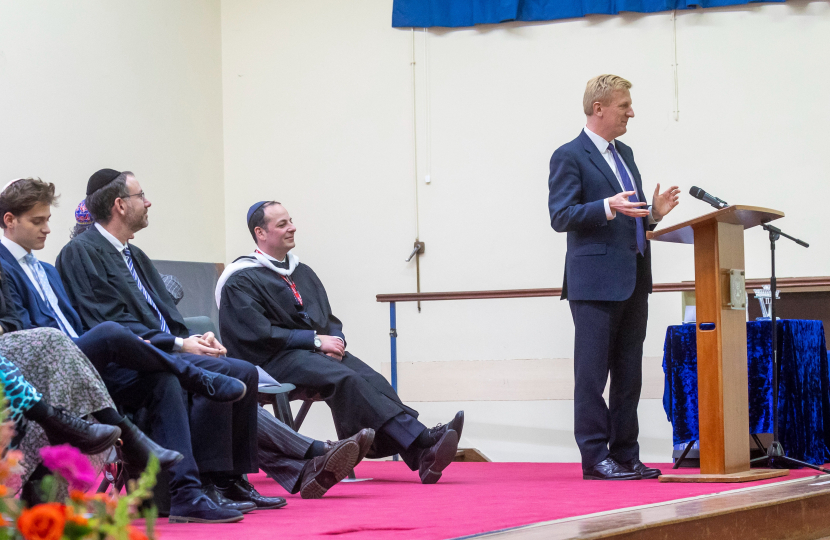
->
[55, 227, 189, 351]
[548, 130, 655, 302]
[0, 262, 24, 334]
[0, 244, 84, 334]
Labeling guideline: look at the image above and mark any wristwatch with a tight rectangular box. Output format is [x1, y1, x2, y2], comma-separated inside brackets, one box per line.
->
[313, 335, 322, 350]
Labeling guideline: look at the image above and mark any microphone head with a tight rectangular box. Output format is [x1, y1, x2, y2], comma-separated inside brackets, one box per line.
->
[689, 186, 704, 200]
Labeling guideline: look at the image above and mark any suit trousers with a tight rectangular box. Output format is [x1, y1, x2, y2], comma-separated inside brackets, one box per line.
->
[256, 405, 314, 493]
[176, 353, 259, 475]
[104, 368, 202, 505]
[569, 255, 649, 468]
[73, 321, 209, 389]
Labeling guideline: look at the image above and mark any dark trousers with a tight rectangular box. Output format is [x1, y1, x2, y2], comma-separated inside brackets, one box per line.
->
[104, 368, 202, 505]
[256, 405, 313, 493]
[569, 256, 649, 469]
[73, 322, 207, 387]
[177, 353, 259, 475]
[263, 351, 425, 463]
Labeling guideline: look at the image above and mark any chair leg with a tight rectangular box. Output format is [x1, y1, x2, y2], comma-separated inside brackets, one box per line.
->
[272, 394, 296, 431]
[293, 400, 313, 431]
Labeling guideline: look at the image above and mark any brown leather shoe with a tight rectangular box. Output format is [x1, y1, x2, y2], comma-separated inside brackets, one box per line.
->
[299, 439, 359, 499]
[418, 429, 459, 484]
[322, 428, 375, 464]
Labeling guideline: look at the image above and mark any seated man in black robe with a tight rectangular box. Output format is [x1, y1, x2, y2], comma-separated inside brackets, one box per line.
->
[217, 200, 463, 484]
[56, 170, 365, 515]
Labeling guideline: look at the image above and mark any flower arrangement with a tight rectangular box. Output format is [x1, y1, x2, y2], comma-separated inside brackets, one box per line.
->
[0, 385, 159, 540]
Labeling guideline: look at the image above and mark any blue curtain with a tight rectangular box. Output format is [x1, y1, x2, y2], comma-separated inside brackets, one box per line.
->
[392, 0, 785, 28]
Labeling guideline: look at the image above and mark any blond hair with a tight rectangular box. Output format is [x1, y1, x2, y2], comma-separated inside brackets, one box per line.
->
[583, 74, 632, 116]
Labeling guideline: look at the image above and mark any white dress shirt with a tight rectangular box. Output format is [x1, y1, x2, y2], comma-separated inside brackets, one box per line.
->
[95, 223, 184, 350]
[1, 235, 79, 337]
[582, 126, 659, 224]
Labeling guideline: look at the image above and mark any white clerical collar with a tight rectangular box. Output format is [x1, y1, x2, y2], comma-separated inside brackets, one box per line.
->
[255, 249, 286, 264]
[95, 222, 128, 253]
[1, 235, 31, 262]
[583, 126, 616, 154]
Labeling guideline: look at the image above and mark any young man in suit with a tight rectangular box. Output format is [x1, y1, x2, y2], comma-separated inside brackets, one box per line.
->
[548, 75, 680, 480]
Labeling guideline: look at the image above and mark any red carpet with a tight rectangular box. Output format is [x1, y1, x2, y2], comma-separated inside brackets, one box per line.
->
[146, 462, 821, 540]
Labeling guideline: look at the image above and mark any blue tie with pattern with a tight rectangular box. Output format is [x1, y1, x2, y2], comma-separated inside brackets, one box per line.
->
[123, 246, 171, 334]
[23, 252, 79, 338]
[608, 143, 647, 255]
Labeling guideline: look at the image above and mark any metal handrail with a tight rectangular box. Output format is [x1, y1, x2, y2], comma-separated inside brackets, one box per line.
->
[376, 276, 830, 392]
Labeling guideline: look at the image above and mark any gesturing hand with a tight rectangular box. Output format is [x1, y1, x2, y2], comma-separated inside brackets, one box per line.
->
[652, 183, 681, 220]
[608, 191, 649, 218]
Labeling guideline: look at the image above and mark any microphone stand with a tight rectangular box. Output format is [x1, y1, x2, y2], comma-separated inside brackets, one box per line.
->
[749, 223, 829, 473]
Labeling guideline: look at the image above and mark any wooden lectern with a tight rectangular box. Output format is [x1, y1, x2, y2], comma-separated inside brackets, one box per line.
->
[649, 206, 789, 482]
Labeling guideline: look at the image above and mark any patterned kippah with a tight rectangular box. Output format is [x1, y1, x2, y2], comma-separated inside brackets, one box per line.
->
[75, 200, 93, 225]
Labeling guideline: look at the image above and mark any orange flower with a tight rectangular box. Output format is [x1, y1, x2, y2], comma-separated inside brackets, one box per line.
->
[128, 525, 149, 540]
[68, 490, 88, 503]
[63, 505, 88, 527]
[0, 484, 8, 497]
[17, 503, 66, 540]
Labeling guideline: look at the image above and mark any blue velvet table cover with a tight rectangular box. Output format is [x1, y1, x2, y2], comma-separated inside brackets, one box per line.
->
[662, 320, 830, 465]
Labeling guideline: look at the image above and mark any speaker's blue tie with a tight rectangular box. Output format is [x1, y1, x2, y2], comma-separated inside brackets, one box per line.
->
[124, 246, 171, 334]
[608, 143, 647, 255]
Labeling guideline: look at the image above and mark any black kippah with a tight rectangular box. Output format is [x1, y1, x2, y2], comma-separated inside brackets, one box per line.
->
[87, 168, 122, 196]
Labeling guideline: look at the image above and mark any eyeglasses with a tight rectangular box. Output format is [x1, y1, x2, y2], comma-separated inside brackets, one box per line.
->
[121, 191, 146, 202]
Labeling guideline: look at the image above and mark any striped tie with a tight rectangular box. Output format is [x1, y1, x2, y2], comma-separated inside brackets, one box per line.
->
[123, 246, 170, 334]
[608, 143, 647, 255]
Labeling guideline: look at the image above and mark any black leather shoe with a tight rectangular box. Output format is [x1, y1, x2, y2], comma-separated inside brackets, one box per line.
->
[618, 458, 661, 479]
[185, 370, 247, 403]
[203, 484, 256, 513]
[118, 418, 183, 471]
[300, 439, 360, 499]
[418, 411, 465, 447]
[217, 477, 286, 509]
[39, 406, 121, 455]
[418, 429, 459, 484]
[583, 457, 642, 480]
[322, 428, 375, 464]
[168, 494, 244, 524]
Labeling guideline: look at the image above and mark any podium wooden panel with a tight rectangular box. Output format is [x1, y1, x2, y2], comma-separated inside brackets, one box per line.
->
[649, 206, 788, 482]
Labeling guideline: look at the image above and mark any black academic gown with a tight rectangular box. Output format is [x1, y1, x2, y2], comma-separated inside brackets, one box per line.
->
[56, 227, 259, 476]
[219, 261, 419, 453]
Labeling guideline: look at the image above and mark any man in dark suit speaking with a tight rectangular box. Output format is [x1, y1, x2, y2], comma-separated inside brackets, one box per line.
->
[548, 75, 680, 480]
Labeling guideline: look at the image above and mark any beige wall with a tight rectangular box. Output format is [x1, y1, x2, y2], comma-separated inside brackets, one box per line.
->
[223, 0, 830, 462]
[3, 0, 827, 463]
[0, 0, 225, 264]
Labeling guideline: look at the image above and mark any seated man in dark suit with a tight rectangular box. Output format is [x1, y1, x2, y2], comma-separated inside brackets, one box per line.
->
[55, 170, 364, 509]
[217, 201, 463, 484]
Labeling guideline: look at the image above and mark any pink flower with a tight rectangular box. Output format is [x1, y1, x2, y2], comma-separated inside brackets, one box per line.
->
[40, 444, 97, 491]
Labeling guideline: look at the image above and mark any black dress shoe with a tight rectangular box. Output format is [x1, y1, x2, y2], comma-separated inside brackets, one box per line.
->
[583, 457, 642, 480]
[618, 458, 661, 479]
[418, 429, 459, 484]
[118, 418, 183, 471]
[418, 411, 465, 447]
[322, 428, 375, 464]
[300, 439, 360, 499]
[168, 494, 244, 524]
[203, 484, 256, 513]
[185, 370, 247, 403]
[217, 477, 286, 509]
[38, 406, 121, 455]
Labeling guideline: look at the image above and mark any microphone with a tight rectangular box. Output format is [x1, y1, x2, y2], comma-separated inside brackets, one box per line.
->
[689, 186, 729, 210]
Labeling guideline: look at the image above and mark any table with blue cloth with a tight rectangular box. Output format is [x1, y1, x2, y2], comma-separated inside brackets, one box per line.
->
[662, 319, 830, 465]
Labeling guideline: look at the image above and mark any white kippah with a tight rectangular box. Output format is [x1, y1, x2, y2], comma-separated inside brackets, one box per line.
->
[1, 178, 23, 194]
